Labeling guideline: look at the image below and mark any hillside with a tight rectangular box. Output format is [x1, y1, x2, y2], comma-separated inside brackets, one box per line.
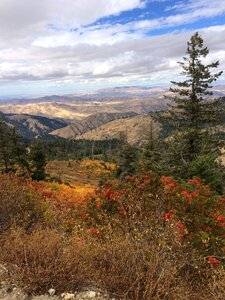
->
[0, 112, 69, 139]
[49, 112, 137, 139]
[76, 114, 159, 145]
[46, 159, 116, 187]
[0, 87, 224, 141]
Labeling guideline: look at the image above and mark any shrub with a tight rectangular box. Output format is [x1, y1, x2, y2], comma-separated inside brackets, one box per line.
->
[0, 228, 90, 293]
[0, 175, 49, 232]
[1, 172, 225, 299]
[85, 174, 225, 257]
[0, 226, 212, 299]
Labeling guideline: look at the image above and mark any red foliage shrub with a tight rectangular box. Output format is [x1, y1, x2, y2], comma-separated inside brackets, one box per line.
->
[84, 173, 225, 258]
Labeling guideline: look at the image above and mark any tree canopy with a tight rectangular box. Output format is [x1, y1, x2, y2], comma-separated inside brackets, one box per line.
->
[158, 32, 224, 192]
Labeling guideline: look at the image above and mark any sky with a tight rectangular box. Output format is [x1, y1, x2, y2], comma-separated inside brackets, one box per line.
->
[0, 0, 225, 99]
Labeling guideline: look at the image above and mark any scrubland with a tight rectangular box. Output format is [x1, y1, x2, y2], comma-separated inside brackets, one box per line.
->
[1, 163, 225, 299]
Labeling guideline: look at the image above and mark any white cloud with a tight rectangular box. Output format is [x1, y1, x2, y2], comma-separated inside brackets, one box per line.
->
[0, 0, 224, 96]
[31, 0, 225, 50]
[0, 0, 145, 33]
[1, 25, 224, 85]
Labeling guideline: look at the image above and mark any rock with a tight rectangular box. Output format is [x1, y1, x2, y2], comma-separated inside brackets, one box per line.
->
[0, 265, 7, 276]
[48, 289, 56, 296]
[0, 285, 27, 300]
[0, 283, 117, 300]
[74, 289, 112, 299]
[0, 282, 6, 289]
[85, 291, 96, 298]
[33, 295, 59, 300]
[61, 293, 75, 299]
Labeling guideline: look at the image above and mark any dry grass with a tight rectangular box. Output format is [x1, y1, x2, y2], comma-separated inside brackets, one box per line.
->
[46, 159, 115, 187]
[0, 228, 91, 293]
[1, 173, 225, 299]
[0, 225, 218, 299]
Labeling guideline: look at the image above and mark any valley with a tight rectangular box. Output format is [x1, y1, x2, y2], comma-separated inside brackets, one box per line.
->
[1, 85, 224, 144]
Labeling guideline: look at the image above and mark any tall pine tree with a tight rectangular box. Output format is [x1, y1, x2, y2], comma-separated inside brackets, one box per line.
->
[159, 32, 224, 192]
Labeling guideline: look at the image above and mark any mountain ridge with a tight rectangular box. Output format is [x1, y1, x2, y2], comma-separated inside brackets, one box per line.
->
[76, 114, 160, 145]
[1, 85, 224, 121]
[49, 112, 138, 139]
[0, 112, 69, 139]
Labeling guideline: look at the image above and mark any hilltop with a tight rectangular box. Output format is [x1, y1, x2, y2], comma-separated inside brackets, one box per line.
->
[76, 114, 159, 145]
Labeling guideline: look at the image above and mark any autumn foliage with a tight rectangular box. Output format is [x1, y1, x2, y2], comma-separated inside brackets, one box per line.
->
[1, 168, 225, 298]
[84, 174, 225, 263]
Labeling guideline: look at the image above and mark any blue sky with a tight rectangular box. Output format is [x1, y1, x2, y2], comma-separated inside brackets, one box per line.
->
[94, 1, 225, 32]
[0, 0, 225, 99]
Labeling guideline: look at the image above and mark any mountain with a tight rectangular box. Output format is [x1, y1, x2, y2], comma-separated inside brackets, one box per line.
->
[0, 112, 69, 139]
[76, 114, 159, 145]
[81, 111, 138, 130]
[0, 86, 224, 122]
[49, 121, 84, 139]
[1, 86, 224, 141]
[49, 112, 137, 139]
[0, 86, 171, 120]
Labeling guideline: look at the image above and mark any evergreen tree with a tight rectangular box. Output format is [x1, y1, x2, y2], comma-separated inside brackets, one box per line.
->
[10, 128, 29, 169]
[116, 132, 138, 179]
[116, 142, 138, 179]
[0, 122, 28, 173]
[142, 117, 162, 173]
[159, 32, 224, 191]
[29, 142, 47, 181]
[0, 122, 12, 172]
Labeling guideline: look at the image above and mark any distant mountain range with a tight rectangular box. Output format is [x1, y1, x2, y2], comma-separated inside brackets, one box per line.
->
[0, 110, 157, 145]
[0, 85, 224, 143]
[0, 86, 172, 120]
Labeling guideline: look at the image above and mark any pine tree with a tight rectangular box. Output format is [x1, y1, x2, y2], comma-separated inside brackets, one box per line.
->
[159, 32, 224, 191]
[10, 128, 28, 169]
[116, 142, 138, 179]
[29, 142, 47, 181]
[0, 122, 12, 172]
[142, 118, 161, 173]
[116, 132, 138, 179]
[0, 122, 28, 173]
